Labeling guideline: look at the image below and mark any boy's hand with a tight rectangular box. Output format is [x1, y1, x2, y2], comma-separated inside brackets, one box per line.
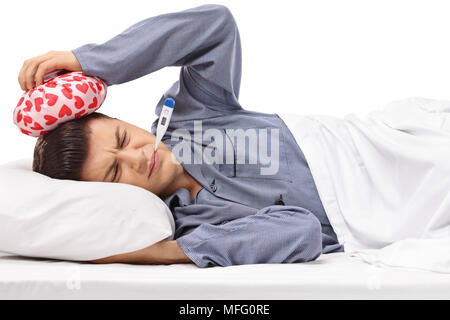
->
[89, 240, 192, 265]
[18, 51, 82, 91]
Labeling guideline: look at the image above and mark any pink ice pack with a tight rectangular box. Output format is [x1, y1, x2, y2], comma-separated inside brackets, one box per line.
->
[13, 71, 107, 137]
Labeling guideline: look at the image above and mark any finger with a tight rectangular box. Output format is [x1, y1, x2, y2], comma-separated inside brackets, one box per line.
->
[20, 52, 53, 91]
[18, 60, 30, 91]
[35, 60, 54, 87]
[24, 65, 37, 91]
[26, 55, 53, 90]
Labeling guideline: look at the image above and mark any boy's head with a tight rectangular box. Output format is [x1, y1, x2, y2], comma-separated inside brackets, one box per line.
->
[32, 112, 182, 197]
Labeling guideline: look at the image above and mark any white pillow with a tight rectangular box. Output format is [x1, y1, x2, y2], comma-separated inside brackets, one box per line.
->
[0, 158, 175, 261]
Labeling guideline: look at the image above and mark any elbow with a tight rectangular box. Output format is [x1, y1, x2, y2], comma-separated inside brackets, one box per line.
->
[209, 4, 233, 17]
[301, 217, 323, 262]
[208, 4, 237, 31]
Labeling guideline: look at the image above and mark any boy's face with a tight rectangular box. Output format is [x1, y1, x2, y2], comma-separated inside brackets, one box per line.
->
[80, 116, 181, 197]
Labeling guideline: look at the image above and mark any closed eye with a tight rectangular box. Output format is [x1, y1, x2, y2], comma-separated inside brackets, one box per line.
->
[112, 130, 129, 182]
[120, 130, 127, 148]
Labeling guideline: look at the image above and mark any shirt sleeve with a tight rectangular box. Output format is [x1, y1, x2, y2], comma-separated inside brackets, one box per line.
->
[71, 4, 242, 106]
[176, 205, 323, 268]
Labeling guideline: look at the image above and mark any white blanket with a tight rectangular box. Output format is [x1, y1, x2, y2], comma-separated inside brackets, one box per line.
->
[278, 97, 450, 273]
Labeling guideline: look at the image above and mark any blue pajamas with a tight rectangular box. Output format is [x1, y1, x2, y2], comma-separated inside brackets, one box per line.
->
[72, 4, 343, 267]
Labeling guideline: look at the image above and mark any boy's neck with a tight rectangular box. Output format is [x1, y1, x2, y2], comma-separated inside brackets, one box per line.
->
[161, 166, 203, 201]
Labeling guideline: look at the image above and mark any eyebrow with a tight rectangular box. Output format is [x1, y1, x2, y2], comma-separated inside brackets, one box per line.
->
[103, 125, 121, 182]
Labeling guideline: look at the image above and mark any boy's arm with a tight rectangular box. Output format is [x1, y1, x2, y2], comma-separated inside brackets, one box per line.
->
[90, 239, 191, 265]
[72, 4, 242, 106]
[90, 205, 323, 267]
[176, 205, 324, 268]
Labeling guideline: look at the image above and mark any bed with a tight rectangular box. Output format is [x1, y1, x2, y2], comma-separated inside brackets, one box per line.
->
[1, 251, 449, 299]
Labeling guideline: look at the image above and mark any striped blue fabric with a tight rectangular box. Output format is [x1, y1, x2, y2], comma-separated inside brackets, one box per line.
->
[72, 4, 344, 268]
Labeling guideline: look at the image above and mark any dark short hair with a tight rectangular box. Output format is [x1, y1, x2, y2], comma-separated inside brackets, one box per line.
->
[32, 112, 113, 181]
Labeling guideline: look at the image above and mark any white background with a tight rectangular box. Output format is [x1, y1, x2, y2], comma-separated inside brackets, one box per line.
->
[2, 0, 450, 165]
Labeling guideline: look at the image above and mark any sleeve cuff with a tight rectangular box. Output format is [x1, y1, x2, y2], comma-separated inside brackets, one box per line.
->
[72, 45, 110, 86]
[176, 238, 208, 268]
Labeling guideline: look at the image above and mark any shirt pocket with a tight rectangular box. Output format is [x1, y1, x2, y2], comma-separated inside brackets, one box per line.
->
[219, 126, 289, 180]
[200, 128, 235, 177]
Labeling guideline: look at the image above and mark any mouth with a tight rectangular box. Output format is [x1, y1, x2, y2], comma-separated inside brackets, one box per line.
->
[148, 149, 160, 178]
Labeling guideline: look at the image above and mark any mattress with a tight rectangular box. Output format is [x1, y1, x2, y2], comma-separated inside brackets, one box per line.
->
[1, 251, 449, 299]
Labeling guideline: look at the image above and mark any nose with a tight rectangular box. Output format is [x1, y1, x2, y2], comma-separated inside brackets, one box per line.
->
[117, 147, 149, 174]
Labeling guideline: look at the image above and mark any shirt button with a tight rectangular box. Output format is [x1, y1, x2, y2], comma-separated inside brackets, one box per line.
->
[274, 194, 285, 205]
[210, 179, 217, 192]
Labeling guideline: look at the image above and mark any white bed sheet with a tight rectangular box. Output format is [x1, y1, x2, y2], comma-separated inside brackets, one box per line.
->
[1, 252, 450, 299]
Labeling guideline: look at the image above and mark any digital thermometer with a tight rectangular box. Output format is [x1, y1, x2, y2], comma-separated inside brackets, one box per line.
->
[154, 97, 175, 151]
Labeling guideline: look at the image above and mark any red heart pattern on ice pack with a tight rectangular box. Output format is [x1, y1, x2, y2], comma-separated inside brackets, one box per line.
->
[76, 83, 88, 94]
[74, 96, 84, 109]
[34, 97, 44, 112]
[45, 93, 58, 106]
[13, 71, 107, 137]
[44, 114, 58, 126]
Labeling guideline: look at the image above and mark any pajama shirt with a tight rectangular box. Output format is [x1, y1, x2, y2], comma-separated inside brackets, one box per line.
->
[72, 4, 343, 267]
